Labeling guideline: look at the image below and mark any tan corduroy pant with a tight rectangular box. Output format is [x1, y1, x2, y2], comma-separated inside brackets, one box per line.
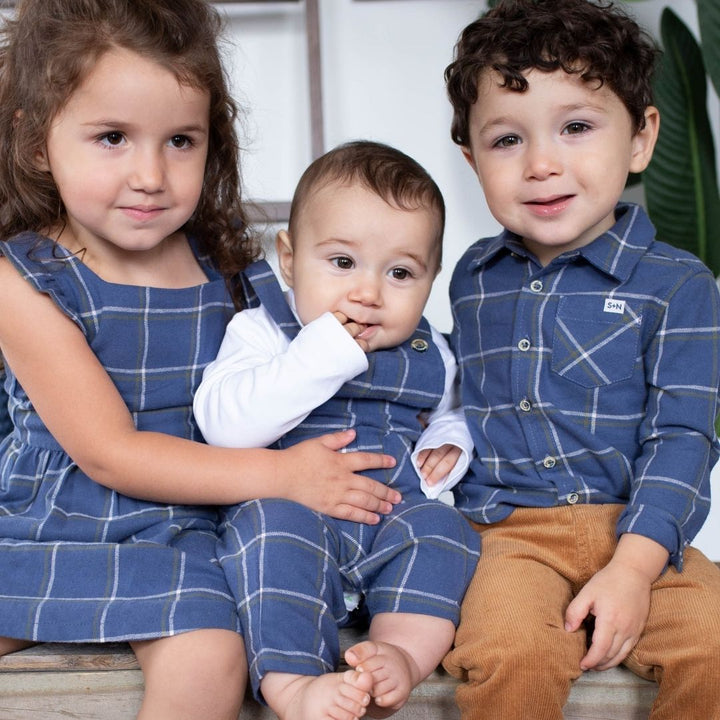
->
[444, 505, 720, 720]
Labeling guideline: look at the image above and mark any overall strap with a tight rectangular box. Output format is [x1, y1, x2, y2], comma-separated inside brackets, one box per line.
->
[241, 259, 301, 340]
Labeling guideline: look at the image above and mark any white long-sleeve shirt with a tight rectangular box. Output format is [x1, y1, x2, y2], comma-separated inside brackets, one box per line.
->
[194, 293, 473, 499]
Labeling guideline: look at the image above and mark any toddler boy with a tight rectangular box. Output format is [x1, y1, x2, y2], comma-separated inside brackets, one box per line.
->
[442, 0, 720, 718]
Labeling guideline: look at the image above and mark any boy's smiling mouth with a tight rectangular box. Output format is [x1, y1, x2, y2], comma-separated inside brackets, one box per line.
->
[525, 194, 574, 216]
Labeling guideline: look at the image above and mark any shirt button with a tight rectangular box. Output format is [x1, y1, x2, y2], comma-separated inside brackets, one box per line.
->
[530, 280, 543, 293]
[519, 399, 532, 412]
[542, 456, 556, 469]
[567, 492, 579, 505]
[518, 338, 531, 352]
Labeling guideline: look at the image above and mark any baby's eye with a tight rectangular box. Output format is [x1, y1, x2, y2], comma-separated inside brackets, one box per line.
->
[390, 267, 411, 280]
[331, 256, 354, 270]
[494, 134, 521, 149]
[169, 134, 193, 149]
[99, 131, 125, 147]
[563, 121, 590, 135]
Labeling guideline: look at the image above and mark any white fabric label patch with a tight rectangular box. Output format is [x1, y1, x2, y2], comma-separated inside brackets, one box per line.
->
[604, 298, 626, 315]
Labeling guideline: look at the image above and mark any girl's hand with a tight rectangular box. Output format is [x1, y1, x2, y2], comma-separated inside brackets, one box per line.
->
[416, 444, 462, 486]
[332, 311, 369, 352]
[276, 429, 400, 524]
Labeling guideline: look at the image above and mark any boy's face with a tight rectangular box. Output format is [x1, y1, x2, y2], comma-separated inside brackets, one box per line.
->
[276, 180, 440, 353]
[461, 69, 659, 265]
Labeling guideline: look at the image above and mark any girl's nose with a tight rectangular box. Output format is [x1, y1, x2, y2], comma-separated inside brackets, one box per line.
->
[129, 148, 165, 193]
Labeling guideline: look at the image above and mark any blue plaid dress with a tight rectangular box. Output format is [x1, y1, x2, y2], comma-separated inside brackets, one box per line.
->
[0, 232, 239, 643]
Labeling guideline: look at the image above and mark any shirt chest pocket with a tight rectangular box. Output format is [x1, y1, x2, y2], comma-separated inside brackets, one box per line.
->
[551, 296, 641, 388]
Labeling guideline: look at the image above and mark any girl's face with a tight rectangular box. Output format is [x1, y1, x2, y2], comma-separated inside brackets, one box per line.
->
[38, 47, 210, 266]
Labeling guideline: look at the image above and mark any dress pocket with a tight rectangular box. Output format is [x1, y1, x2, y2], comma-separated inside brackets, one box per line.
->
[551, 296, 641, 387]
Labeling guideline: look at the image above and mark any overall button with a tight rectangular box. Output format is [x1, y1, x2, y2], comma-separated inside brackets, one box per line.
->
[567, 492, 580, 505]
[518, 338, 531, 352]
[519, 399, 532, 412]
[529, 280, 543, 293]
[542, 456, 556, 469]
[411, 338, 428, 352]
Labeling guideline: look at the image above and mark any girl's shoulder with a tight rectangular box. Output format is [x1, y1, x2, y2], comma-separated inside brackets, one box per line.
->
[0, 231, 73, 281]
[0, 232, 90, 329]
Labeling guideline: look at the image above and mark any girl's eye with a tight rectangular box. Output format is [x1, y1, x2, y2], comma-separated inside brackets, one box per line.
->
[494, 134, 521, 149]
[391, 267, 411, 280]
[99, 132, 125, 147]
[564, 121, 590, 135]
[332, 256, 354, 270]
[169, 134, 192, 149]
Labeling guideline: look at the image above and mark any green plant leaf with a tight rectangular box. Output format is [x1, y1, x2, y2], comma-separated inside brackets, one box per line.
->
[642, 8, 720, 275]
[698, 0, 720, 98]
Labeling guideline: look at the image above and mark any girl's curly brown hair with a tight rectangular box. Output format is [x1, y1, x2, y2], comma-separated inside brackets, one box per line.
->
[445, 0, 660, 148]
[0, 0, 260, 308]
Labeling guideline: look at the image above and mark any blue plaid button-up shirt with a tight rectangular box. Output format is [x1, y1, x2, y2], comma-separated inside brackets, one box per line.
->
[450, 203, 720, 568]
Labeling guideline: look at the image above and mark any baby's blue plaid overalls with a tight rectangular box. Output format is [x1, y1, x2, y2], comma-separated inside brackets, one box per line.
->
[219, 260, 480, 701]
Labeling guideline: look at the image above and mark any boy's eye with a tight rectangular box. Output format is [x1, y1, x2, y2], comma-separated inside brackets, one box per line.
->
[390, 267, 411, 280]
[169, 134, 193, 149]
[99, 131, 125, 147]
[494, 134, 521, 149]
[331, 256, 354, 270]
[563, 121, 590, 135]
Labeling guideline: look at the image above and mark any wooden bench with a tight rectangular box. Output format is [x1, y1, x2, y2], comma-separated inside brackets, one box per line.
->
[0, 628, 658, 720]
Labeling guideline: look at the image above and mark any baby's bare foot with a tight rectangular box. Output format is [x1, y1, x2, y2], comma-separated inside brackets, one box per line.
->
[345, 640, 418, 718]
[263, 669, 372, 720]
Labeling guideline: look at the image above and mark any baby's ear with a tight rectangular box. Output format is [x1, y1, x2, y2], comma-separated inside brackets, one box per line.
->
[629, 106, 660, 174]
[275, 230, 295, 288]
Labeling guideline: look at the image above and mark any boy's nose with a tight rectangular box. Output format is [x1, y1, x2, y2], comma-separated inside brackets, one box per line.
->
[524, 141, 562, 181]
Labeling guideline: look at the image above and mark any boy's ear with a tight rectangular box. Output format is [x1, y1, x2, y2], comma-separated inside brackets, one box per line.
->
[461, 146, 478, 173]
[629, 106, 660, 174]
[275, 230, 295, 288]
[461, 146, 483, 185]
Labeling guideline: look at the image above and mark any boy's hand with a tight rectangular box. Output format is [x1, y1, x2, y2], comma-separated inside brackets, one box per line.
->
[333, 311, 370, 352]
[564, 534, 668, 671]
[416, 444, 462, 486]
[278, 429, 400, 524]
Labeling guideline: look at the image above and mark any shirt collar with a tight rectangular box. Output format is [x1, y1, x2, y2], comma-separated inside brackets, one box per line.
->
[467, 203, 656, 282]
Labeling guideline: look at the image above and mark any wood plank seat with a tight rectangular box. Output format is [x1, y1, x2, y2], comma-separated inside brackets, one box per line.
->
[0, 628, 658, 720]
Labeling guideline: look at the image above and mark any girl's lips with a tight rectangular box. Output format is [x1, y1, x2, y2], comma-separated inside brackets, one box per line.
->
[525, 195, 574, 217]
[120, 206, 165, 222]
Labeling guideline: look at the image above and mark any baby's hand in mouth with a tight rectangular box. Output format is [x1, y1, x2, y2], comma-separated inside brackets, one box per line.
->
[333, 311, 370, 351]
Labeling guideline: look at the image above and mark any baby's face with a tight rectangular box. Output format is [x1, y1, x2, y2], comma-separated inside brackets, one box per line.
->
[277, 180, 440, 353]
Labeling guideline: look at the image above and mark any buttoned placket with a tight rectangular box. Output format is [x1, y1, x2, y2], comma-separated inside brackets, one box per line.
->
[511, 267, 579, 504]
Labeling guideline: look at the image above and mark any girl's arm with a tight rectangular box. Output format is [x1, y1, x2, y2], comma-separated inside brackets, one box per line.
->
[0, 259, 398, 523]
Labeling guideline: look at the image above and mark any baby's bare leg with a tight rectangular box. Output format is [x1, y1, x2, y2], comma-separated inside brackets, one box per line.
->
[344, 613, 455, 718]
[131, 629, 246, 720]
[261, 669, 373, 720]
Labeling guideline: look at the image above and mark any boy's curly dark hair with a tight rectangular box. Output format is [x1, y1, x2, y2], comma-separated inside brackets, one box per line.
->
[0, 0, 260, 308]
[445, 0, 660, 147]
